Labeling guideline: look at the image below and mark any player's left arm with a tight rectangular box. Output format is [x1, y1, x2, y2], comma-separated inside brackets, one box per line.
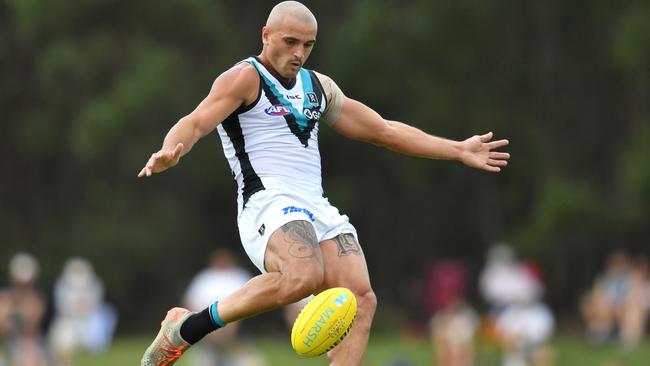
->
[326, 95, 509, 173]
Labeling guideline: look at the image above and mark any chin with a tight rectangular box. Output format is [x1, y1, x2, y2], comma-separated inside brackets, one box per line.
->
[282, 70, 299, 79]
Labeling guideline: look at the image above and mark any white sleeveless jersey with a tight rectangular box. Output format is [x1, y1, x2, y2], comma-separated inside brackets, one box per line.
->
[216, 57, 328, 212]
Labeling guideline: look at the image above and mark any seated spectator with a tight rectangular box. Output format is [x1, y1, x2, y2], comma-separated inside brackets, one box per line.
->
[426, 260, 479, 366]
[48, 257, 117, 365]
[183, 248, 266, 366]
[480, 245, 556, 366]
[0, 253, 48, 366]
[580, 250, 649, 349]
[496, 300, 555, 366]
[431, 297, 479, 366]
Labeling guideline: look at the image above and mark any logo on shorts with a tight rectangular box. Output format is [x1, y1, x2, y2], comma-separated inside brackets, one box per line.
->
[265, 104, 292, 116]
[258, 224, 265, 236]
[282, 206, 316, 222]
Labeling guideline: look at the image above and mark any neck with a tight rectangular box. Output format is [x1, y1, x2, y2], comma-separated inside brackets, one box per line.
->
[257, 53, 292, 84]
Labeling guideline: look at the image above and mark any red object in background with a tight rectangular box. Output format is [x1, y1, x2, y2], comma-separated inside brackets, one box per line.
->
[423, 260, 469, 316]
[523, 259, 544, 283]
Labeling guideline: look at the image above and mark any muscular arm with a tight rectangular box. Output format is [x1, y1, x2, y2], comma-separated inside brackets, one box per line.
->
[333, 98, 463, 159]
[330, 97, 510, 172]
[138, 64, 259, 177]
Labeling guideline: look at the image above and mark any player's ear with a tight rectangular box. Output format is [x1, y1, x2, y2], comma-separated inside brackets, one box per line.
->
[262, 26, 270, 46]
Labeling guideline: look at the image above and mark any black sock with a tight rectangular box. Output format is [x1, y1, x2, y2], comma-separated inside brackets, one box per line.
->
[179, 307, 220, 344]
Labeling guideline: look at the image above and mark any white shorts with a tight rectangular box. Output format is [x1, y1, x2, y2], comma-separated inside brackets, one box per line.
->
[237, 189, 359, 273]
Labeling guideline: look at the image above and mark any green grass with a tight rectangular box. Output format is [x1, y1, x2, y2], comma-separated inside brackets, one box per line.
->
[75, 334, 650, 366]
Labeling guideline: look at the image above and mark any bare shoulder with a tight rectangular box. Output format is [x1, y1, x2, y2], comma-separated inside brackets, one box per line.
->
[211, 62, 260, 103]
[225, 62, 260, 86]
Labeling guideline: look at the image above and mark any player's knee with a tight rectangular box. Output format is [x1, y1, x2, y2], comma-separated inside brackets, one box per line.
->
[356, 289, 377, 320]
[349, 289, 376, 336]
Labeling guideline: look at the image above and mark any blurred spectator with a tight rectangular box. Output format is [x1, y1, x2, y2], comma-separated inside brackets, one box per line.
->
[0, 253, 48, 366]
[479, 244, 542, 347]
[496, 299, 555, 366]
[425, 260, 478, 366]
[581, 251, 649, 350]
[183, 248, 266, 366]
[431, 297, 479, 366]
[620, 257, 649, 350]
[480, 245, 555, 366]
[47, 257, 116, 366]
[480, 244, 542, 311]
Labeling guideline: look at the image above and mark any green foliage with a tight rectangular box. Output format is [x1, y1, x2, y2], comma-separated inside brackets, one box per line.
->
[610, 2, 650, 74]
[512, 178, 606, 255]
[619, 121, 650, 223]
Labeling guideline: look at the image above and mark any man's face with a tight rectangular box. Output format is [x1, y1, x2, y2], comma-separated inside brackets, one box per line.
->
[263, 16, 317, 80]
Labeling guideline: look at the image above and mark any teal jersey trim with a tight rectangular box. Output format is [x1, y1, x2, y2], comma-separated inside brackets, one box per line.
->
[249, 59, 312, 131]
[300, 68, 316, 114]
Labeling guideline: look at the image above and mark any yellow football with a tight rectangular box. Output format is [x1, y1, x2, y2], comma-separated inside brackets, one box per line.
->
[290, 287, 357, 357]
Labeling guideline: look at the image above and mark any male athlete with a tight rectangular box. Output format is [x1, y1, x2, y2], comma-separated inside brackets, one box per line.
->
[138, 1, 510, 365]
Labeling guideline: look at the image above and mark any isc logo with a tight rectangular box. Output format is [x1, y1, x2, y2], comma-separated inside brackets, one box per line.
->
[265, 104, 292, 116]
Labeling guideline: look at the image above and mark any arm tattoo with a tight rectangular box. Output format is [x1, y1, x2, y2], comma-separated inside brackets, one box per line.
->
[280, 221, 321, 260]
[335, 233, 361, 257]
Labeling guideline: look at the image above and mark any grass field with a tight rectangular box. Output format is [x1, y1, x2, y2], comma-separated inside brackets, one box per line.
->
[75, 334, 650, 366]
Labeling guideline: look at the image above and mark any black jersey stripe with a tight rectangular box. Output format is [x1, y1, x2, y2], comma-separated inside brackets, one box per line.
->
[220, 111, 264, 206]
[308, 70, 327, 111]
[258, 80, 315, 147]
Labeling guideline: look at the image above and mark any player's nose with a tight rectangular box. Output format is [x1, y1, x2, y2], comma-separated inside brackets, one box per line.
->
[293, 48, 304, 61]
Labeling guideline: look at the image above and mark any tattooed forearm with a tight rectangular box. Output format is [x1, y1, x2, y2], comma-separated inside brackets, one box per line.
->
[280, 221, 321, 260]
[335, 233, 361, 256]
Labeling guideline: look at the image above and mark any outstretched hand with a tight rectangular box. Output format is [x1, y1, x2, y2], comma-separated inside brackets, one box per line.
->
[459, 132, 510, 172]
[137, 143, 184, 177]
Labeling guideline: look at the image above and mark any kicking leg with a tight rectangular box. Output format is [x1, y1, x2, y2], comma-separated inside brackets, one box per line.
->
[320, 233, 377, 366]
[217, 220, 324, 321]
[142, 220, 324, 366]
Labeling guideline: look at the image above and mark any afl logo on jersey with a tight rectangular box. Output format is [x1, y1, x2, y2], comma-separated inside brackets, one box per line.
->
[265, 104, 292, 116]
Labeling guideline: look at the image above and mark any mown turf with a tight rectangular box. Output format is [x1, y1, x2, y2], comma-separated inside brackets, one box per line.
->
[74, 334, 650, 366]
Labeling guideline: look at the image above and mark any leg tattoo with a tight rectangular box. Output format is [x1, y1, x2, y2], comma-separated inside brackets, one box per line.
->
[280, 221, 320, 260]
[335, 233, 361, 257]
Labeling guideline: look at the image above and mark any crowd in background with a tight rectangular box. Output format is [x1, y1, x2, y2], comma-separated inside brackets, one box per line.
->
[0, 254, 116, 366]
[2, 246, 649, 366]
[424, 245, 650, 366]
[421, 244, 554, 366]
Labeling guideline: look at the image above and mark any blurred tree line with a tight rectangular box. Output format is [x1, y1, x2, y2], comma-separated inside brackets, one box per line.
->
[1, 0, 649, 332]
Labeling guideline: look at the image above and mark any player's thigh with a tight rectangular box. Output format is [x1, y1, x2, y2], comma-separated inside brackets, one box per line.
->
[264, 220, 324, 278]
[319, 233, 371, 293]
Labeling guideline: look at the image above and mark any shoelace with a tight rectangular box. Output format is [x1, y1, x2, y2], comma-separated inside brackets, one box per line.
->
[156, 332, 188, 366]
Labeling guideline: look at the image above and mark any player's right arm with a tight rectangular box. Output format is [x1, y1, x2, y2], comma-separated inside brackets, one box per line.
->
[138, 63, 259, 177]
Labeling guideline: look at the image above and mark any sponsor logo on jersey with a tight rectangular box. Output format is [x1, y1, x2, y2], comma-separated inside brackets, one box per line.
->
[303, 108, 321, 120]
[286, 94, 302, 100]
[265, 104, 292, 116]
[282, 206, 316, 222]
